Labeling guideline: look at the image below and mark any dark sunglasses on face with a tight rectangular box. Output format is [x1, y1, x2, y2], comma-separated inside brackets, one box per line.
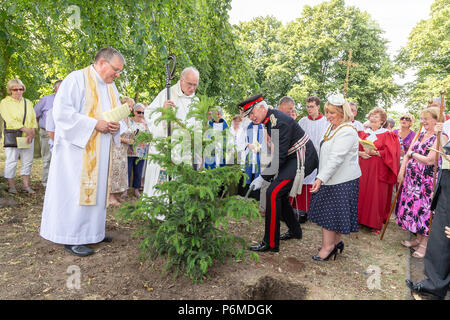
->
[400, 117, 411, 121]
[135, 111, 144, 115]
[11, 88, 24, 92]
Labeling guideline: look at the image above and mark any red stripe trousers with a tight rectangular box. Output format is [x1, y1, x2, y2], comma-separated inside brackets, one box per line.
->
[263, 178, 302, 249]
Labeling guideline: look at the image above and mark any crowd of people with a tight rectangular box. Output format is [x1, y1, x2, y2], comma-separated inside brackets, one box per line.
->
[0, 47, 449, 298]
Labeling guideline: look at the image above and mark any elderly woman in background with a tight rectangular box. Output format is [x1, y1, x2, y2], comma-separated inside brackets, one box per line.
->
[205, 106, 229, 169]
[0, 79, 38, 194]
[125, 103, 150, 198]
[108, 97, 134, 206]
[393, 113, 416, 157]
[396, 107, 448, 258]
[358, 107, 401, 234]
[308, 92, 361, 261]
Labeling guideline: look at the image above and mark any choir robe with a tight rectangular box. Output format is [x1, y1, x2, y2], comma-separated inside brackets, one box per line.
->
[292, 114, 329, 212]
[40, 66, 123, 245]
[143, 81, 197, 197]
[358, 128, 400, 230]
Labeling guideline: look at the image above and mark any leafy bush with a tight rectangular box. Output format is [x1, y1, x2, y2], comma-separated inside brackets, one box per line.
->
[119, 94, 260, 282]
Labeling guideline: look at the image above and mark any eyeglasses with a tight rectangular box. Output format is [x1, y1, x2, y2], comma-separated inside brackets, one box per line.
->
[182, 79, 198, 88]
[135, 111, 144, 115]
[106, 61, 122, 75]
[400, 117, 411, 121]
[306, 105, 317, 109]
[11, 88, 24, 92]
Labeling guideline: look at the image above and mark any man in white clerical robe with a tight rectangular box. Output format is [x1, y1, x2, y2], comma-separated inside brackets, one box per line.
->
[295, 96, 328, 222]
[143, 67, 200, 197]
[40, 48, 126, 257]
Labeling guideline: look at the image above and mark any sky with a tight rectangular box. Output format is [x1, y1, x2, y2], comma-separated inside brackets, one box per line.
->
[228, 0, 435, 111]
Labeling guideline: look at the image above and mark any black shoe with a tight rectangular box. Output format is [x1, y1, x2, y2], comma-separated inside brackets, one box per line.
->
[101, 235, 113, 243]
[336, 241, 344, 253]
[312, 247, 338, 261]
[298, 212, 307, 224]
[64, 245, 94, 257]
[318, 241, 344, 253]
[405, 280, 444, 299]
[280, 230, 302, 241]
[249, 241, 279, 252]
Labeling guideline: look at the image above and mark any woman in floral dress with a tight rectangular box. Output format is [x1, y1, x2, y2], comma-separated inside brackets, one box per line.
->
[109, 98, 134, 206]
[396, 107, 448, 258]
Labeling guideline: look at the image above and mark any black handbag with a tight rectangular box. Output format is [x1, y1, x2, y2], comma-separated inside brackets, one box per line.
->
[3, 99, 27, 148]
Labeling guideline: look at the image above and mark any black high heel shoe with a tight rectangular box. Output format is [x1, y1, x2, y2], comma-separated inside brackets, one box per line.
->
[312, 246, 338, 261]
[317, 241, 344, 253]
[336, 241, 344, 254]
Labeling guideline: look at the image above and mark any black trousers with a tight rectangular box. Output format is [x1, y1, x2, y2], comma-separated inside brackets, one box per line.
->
[262, 158, 301, 249]
[423, 169, 450, 298]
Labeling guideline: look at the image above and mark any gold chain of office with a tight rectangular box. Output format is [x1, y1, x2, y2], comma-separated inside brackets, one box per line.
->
[322, 124, 357, 142]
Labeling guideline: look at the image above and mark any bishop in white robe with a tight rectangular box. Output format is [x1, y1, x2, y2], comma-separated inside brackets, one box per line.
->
[40, 52, 125, 255]
[143, 67, 199, 197]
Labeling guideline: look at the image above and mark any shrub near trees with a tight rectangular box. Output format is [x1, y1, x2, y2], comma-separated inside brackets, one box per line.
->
[119, 95, 260, 282]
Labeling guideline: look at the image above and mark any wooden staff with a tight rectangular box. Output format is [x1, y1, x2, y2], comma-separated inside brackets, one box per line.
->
[165, 54, 177, 138]
[380, 123, 423, 240]
[429, 88, 447, 228]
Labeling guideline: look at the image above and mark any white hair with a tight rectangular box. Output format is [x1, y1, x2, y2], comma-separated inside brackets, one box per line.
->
[214, 106, 224, 117]
[180, 66, 199, 80]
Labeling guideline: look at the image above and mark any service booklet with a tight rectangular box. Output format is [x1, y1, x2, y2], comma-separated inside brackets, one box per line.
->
[103, 104, 130, 122]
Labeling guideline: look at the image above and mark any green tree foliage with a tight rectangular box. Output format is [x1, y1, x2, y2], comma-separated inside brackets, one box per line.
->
[0, 0, 257, 112]
[397, 0, 450, 112]
[119, 95, 260, 282]
[234, 0, 400, 120]
[234, 16, 287, 107]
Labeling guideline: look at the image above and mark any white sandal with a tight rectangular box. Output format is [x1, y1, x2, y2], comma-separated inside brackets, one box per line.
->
[412, 244, 426, 258]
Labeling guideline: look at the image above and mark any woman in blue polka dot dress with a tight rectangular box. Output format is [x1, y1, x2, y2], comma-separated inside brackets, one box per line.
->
[308, 92, 361, 261]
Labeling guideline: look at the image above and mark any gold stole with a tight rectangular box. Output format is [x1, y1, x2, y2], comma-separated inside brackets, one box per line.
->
[79, 66, 117, 206]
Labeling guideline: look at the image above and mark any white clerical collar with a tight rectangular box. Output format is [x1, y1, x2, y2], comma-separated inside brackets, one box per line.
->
[90, 65, 106, 85]
[365, 127, 388, 142]
[174, 81, 195, 99]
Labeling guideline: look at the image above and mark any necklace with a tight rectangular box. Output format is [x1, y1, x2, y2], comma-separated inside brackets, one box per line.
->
[322, 123, 357, 142]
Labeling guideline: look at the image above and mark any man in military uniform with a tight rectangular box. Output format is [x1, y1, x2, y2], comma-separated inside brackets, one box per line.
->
[238, 94, 318, 252]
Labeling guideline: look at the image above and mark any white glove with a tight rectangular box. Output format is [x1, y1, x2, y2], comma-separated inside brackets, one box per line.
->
[249, 175, 264, 191]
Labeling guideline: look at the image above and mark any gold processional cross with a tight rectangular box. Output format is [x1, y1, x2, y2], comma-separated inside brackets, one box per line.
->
[339, 49, 359, 97]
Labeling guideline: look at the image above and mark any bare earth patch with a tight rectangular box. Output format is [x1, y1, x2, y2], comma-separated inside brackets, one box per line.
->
[0, 158, 413, 300]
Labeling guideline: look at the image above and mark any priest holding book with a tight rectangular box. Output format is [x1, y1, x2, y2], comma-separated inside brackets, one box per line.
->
[40, 47, 126, 257]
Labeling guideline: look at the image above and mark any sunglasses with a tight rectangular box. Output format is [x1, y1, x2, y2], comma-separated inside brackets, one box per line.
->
[400, 117, 411, 121]
[11, 88, 24, 92]
[135, 111, 144, 115]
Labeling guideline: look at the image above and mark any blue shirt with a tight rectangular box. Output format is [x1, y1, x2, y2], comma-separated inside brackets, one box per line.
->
[45, 108, 55, 151]
[34, 94, 56, 129]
